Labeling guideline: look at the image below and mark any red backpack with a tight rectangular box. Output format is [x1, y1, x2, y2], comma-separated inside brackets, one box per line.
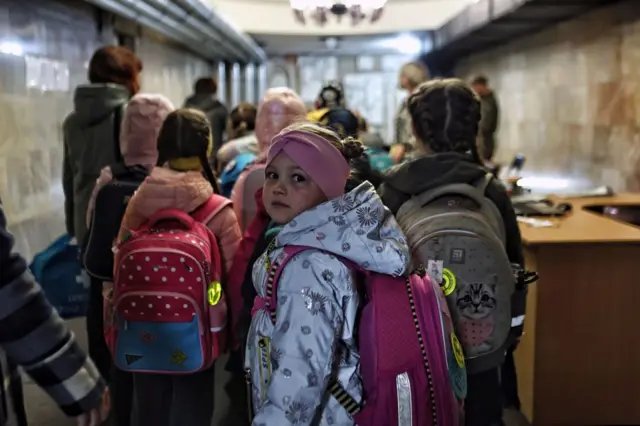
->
[107, 195, 230, 374]
[261, 245, 466, 426]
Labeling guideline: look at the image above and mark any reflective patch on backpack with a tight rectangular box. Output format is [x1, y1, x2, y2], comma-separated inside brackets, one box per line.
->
[258, 336, 272, 400]
[441, 268, 457, 296]
[451, 333, 465, 368]
[396, 373, 413, 426]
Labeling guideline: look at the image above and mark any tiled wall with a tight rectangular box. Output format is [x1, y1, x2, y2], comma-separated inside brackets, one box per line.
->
[0, 1, 216, 259]
[137, 31, 214, 109]
[0, 0, 104, 259]
[456, 1, 640, 191]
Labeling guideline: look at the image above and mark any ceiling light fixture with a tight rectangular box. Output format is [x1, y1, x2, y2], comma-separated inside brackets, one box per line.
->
[290, 1, 387, 26]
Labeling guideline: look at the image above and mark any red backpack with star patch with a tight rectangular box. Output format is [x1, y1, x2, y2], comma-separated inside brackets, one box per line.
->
[106, 195, 230, 374]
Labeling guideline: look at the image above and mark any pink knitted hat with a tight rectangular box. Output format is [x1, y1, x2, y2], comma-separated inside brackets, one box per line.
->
[267, 129, 350, 200]
[120, 93, 174, 167]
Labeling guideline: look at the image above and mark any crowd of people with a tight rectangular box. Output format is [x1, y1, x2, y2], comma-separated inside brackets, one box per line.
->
[0, 45, 518, 426]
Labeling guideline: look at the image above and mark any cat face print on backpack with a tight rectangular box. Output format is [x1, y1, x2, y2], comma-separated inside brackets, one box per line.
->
[396, 175, 516, 374]
[455, 276, 497, 321]
[455, 276, 497, 351]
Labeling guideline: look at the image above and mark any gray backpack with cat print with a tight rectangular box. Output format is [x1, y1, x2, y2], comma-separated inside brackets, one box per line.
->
[396, 174, 515, 374]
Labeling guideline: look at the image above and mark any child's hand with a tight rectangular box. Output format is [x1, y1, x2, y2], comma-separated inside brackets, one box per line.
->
[76, 387, 110, 426]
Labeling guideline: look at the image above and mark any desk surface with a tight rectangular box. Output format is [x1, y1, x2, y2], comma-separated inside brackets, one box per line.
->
[518, 193, 640, 245]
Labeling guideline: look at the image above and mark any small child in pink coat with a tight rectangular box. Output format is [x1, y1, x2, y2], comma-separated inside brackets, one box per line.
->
[118, 108, 241, 426]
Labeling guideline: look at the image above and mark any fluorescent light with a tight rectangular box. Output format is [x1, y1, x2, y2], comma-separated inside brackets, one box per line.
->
[0, 40, 23, 56]
[380, 34, 423, 55]
[291, 1, 387, 10]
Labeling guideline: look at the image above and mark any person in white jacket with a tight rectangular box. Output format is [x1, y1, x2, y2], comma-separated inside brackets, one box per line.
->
[246, 123, 410, 425]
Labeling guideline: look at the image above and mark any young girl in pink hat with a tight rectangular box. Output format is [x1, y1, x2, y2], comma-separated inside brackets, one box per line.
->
[245, 122, 410, 425]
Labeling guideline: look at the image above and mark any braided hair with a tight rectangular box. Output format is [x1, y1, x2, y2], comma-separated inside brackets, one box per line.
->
[156, 108, 221, 193]
[407, 78, 483, 164]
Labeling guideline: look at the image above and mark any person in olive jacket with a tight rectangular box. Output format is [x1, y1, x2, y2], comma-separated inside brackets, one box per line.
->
[62, 45, 142, 247]
[183, 77, 228, 168]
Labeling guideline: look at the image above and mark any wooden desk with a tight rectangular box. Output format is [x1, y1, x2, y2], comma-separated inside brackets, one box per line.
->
[516, 194, 640, 426]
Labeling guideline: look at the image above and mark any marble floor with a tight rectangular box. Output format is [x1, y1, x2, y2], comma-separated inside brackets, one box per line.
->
[22, 318, 530, 426]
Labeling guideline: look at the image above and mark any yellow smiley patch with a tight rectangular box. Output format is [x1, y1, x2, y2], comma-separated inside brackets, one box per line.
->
[441, 268, 457, 296]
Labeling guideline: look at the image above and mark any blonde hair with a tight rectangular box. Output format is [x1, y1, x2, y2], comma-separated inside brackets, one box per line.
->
[400, 62, 429, 88]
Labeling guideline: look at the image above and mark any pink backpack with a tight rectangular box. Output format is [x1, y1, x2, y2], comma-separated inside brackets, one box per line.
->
[263, 246, 466, 426]
[108, 195, 230, 374]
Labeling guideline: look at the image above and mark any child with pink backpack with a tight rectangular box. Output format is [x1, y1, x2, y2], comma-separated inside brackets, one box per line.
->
[109, 108, 241, 426]
[246, 122, 466, 425]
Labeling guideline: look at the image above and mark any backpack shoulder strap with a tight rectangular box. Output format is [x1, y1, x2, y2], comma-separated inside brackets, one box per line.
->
[266, 246, 311, 317]
[110, 162, 126, 178]
[110, 163, 149, 183]
[192, 194, 232, 224]
[113, 105, 124, 163]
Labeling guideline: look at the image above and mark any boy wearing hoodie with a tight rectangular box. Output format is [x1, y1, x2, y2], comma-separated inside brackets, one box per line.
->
[63, 46, 142, 248]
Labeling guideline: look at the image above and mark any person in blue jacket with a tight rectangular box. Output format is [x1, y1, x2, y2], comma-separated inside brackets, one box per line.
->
[0, 199, 109, 426]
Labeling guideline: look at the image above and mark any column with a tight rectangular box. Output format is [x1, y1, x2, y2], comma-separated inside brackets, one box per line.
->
[231, 63, 241, 107]
[224, 61, 233, 107]
[216, 61, 226, 105]
[257, 63, 267, 100]
[244, 64, 255, 103]
[238, 64, 247, 103]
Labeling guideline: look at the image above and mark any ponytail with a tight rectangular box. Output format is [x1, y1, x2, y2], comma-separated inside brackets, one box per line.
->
[156, 108, 221, 192]
[200, 153, 221, 194]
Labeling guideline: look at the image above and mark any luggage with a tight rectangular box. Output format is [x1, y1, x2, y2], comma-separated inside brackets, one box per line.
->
[220, 153, 256, 198]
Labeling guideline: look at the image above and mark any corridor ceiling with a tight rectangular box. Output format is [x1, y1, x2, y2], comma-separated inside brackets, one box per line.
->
[426, 0, 627, 67]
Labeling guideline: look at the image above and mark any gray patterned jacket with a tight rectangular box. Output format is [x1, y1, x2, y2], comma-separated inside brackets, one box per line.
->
[246, 182, 410, 425]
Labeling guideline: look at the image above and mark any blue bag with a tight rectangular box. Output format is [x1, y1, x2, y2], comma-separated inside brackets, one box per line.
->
[29, 234, 89, 319]
[220, 152, 257, 198]
[365, 147, 394, 172]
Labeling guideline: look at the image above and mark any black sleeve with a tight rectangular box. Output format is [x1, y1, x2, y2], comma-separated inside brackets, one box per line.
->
[378, 182, 411, 215]
[485, 181, 524, 267]
[211, 107, 228, 155]
[62, 126, 75, 237]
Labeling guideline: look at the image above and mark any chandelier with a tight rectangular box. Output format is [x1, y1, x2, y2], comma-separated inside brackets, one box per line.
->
[290, 1, 388, 26]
